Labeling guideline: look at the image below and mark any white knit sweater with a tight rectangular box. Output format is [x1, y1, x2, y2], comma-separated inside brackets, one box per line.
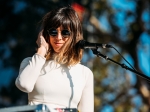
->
[15, 54, 94, 112]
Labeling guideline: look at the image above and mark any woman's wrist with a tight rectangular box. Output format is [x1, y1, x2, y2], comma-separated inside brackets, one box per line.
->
[36, 46, 47, 57]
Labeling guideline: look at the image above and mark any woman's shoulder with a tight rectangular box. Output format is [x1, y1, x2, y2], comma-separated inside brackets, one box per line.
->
[19, 57, 32, 68]
[72, 63, 93, 81]
[20, 57, 32, 64]
[73, 63, 93, 74]
[20, 54, 46, 64]
[76, 63, 91, 69]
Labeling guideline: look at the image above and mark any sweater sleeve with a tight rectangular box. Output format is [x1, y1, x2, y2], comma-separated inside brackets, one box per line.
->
[77, 69, 94, 112]
[15, 54, 46, 93]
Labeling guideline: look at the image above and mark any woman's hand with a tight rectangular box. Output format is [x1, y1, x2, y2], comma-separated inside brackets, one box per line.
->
[36, 30, 49, 57]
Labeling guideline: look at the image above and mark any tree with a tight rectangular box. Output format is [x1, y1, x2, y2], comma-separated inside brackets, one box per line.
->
[80, 0, 150, 111]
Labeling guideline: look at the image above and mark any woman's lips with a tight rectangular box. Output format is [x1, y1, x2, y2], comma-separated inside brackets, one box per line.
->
[54, 42, 63, 47]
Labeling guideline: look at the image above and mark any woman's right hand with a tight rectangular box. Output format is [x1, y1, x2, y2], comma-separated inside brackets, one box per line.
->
[36, 30, 49, 57]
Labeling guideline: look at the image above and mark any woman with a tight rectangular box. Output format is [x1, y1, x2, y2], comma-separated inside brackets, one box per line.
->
[15, 6, 94, 112]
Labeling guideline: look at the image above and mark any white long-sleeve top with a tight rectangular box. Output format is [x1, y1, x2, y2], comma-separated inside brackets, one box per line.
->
[15, 54, 94, 112]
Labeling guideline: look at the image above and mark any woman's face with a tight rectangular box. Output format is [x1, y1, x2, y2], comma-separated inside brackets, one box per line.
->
[49, 27, 70, 53]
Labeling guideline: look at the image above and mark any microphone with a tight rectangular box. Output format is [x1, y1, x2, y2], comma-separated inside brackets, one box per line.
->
[77, 40, 112, 49]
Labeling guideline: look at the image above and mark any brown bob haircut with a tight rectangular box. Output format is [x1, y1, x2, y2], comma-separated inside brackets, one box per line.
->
[41, 6, 83, 66]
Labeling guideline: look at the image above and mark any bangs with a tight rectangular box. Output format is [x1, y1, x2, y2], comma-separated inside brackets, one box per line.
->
[46, 12, 72, 30]
[61, 17, 72, 30]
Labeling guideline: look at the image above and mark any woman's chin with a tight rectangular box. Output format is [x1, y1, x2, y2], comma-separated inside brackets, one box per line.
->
[54, 49, 61, 53]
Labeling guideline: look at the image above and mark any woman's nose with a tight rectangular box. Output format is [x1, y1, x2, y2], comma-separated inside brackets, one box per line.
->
[56, 32, 63, 40]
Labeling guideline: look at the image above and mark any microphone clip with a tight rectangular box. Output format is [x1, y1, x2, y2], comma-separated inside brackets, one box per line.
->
[91, 48, 108, 60]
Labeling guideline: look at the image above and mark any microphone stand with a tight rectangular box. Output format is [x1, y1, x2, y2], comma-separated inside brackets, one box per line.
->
[91, 48, 150, 82]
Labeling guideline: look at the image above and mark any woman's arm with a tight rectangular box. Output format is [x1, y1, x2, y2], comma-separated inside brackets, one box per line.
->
[15, 54, 46, 93]
[78, 70, 94, 112]
[15, 30, 49, 93]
